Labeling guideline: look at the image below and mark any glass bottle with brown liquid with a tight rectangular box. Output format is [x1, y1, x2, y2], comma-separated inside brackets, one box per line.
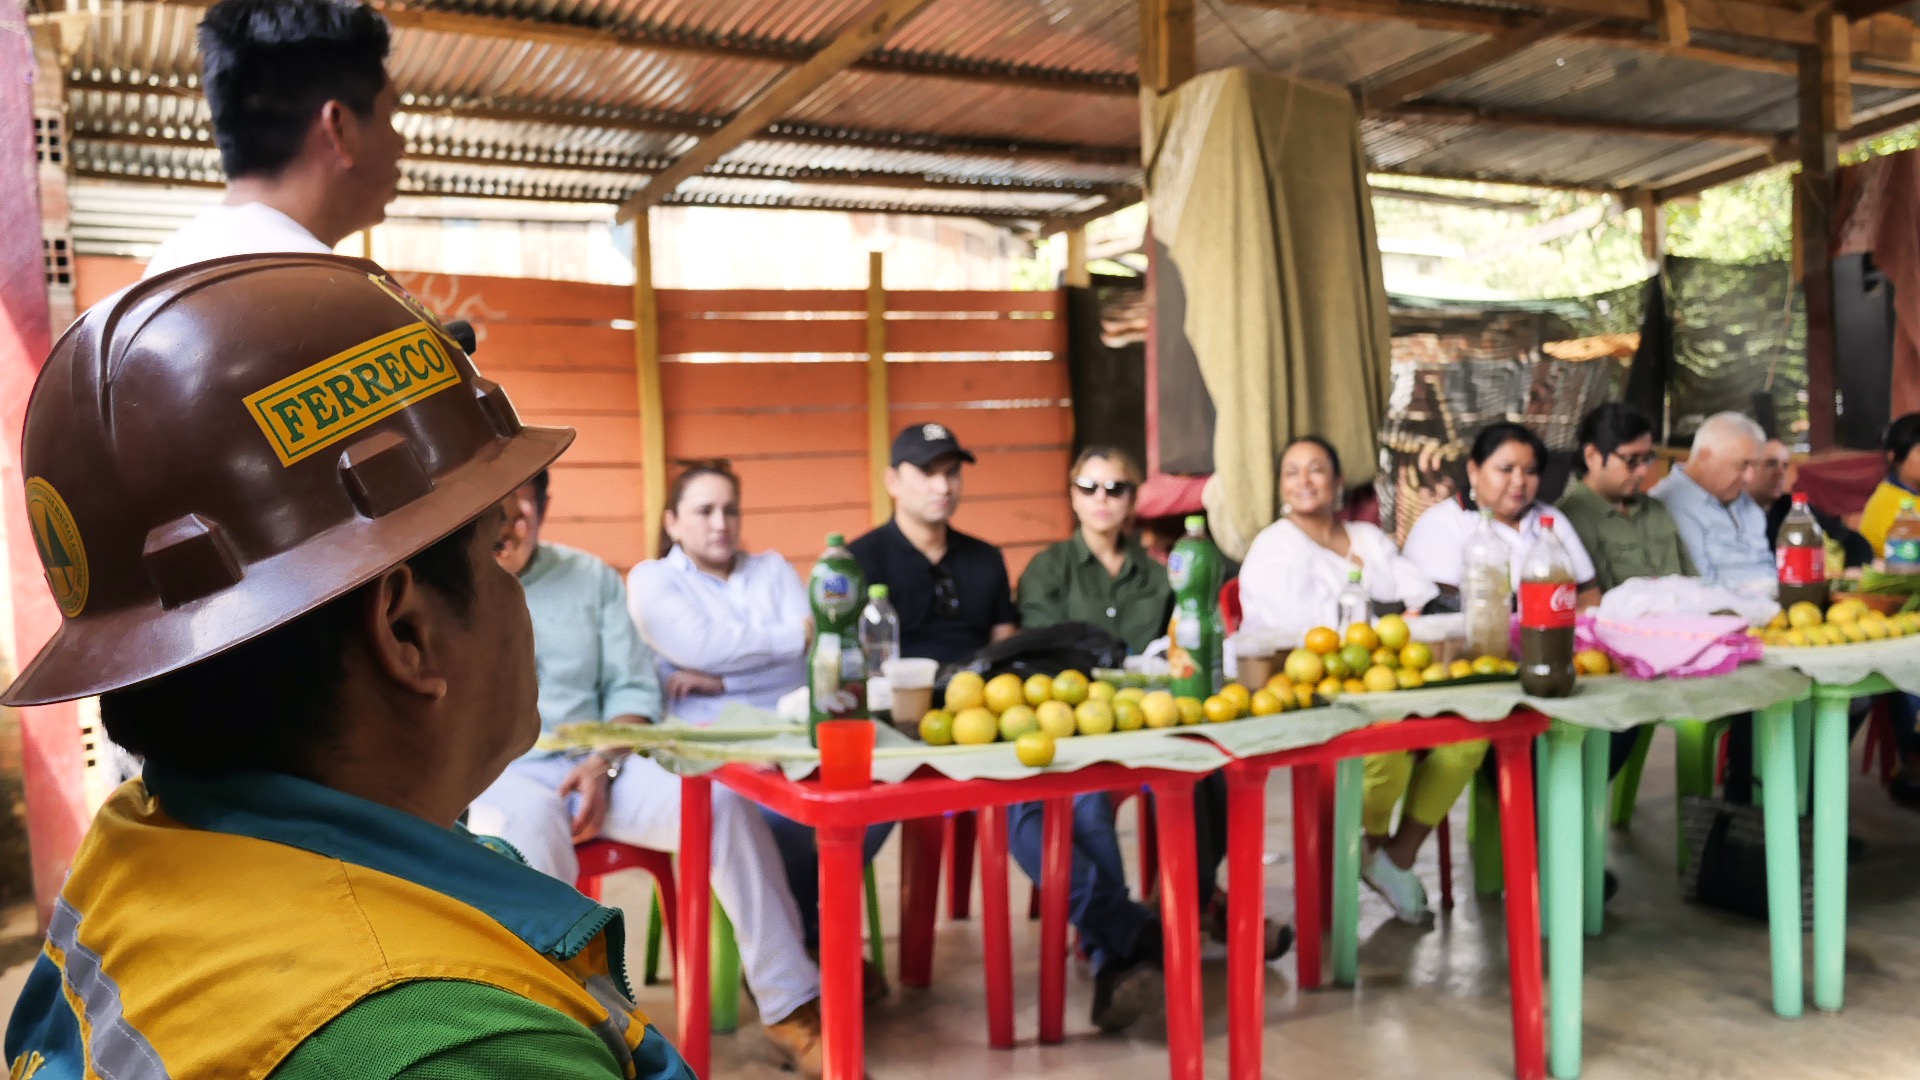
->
[1518, 515, 1577, 698]
[1774, 492, 1829, 609]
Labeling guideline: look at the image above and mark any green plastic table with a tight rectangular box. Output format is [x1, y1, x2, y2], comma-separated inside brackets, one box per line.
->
[1340, 666, 1815, 1080]
[1756, 638, 1920, 1021]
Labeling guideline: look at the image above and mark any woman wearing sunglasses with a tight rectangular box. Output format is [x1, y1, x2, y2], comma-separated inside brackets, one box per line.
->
[1016, 446, 1173, 652]
[1010, 447, 1290, 1034]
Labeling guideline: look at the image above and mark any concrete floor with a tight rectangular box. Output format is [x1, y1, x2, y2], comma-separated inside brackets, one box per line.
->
[4, 731, 1919, 1078]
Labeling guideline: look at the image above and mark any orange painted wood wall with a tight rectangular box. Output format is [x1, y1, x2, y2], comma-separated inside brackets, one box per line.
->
[75, 258, 1071, 579]
[396, 273, 1073, 576]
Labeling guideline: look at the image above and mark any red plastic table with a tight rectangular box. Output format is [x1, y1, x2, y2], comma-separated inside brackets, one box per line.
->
[674, 761, 1218, 1080]
[1219, 710, 1550, 1080]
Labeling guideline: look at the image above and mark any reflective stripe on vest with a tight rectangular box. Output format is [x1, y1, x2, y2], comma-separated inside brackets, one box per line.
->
[44, 899, 167, 1080]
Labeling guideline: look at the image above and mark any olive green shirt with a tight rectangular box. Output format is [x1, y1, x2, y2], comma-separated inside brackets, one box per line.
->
[1017, 533, 1175, 654]
[1556, 480, 1696, 593]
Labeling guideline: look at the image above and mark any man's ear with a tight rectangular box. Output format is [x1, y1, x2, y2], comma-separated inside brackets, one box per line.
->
[358, 564, 449, 701]
[315, 99, 357, 167]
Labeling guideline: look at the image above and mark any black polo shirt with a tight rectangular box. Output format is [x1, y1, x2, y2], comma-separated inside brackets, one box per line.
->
[848, 520, 1017, 667]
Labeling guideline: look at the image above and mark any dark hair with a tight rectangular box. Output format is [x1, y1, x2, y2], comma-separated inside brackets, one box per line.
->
[1886, 413, 1920, 478]
[1573, 403, 1654, 477]
[1470, 422, 1548, 469]
[99, 521, 478, 780]
[657, 459, 741, 557]
[1069, 445, 1143, 486]
[198, 0, 392, 179]
[1281, 435, 1344, 482]
[529, 468, 551, 518]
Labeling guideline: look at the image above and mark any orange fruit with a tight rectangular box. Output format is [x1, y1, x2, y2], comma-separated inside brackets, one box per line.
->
[1345, 623, 1380, 651]
[1316, 677, 1344, 700]
[1220, 682, 1252, 714]
[1304, 626, 1341, 655]
[1250, 689, 1285, 715]
[1293, 685, 1318, 709]
[1202, 695, 1239, 723]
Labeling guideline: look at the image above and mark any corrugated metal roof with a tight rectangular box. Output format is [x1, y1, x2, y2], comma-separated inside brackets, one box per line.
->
[44, 0, 1920, 220]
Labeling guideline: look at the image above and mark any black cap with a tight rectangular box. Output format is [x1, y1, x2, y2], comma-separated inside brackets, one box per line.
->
[890, 422, 976, 468]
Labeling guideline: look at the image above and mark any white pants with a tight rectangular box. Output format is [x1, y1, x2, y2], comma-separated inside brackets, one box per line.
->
[469, 755, 820, 1024]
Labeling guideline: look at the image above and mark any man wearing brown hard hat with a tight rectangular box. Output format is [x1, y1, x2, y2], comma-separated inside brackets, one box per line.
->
[2, 254, 692, 1079]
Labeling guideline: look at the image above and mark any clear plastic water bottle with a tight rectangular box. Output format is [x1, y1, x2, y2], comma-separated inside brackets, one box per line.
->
[858, 584, 900, 722]
[1462, 509, 1513, 660]
[1336, 566, 1370, 632]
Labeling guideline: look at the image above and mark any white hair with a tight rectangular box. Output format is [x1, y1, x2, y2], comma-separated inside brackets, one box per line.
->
[1691, 411, 1766, 456]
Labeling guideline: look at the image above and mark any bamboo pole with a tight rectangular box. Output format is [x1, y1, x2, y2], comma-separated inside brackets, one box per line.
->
[867, 250, 892, 526]
[632, 212, 667, 557]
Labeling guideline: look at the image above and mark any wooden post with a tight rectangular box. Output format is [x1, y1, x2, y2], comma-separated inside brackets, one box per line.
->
[1065, 227, 1091, 287]
[1139, 0, 1196, 94]
[1631, 189, 1665, 270]
[866, 251, 892, 526]
[631, 213, 667, 558]
[1798, 13, 1848, 449]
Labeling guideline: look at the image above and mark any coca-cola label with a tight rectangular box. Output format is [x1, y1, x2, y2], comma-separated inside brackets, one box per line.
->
[1776, 544, 1826, 586]
[1518, 581, 1576, 629]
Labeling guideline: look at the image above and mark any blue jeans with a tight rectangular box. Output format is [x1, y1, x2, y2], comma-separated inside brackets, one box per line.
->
[1006, 775, 1228, 975]
[758, 809, 894, 950]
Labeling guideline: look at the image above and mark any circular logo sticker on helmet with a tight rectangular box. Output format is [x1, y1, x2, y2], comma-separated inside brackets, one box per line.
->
[25, 478, 88, 617]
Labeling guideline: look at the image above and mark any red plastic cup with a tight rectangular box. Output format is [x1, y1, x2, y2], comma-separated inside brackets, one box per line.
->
[816, 720, 876, 789]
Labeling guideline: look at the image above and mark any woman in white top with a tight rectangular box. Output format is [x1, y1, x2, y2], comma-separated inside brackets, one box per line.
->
[627, 461, 890, 988]
[1403, 422, 1601, 606]
[1240, 436, 1439, 639]
[1240, 436, 1470, 925]
[626, 461, 811, 724]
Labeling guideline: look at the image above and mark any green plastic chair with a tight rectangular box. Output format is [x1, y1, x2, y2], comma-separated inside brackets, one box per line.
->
[641, 864, 886, 1033]
[1610, 707, 1815, 871]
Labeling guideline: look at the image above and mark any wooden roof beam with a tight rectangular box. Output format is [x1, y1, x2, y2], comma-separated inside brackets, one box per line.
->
[1359, 13, 1597, 110]
[618, 0, 938, 220]
[1227, 0, 1920, 88]
[1649, 85, 1920, 201]
[1387, 101, 1778, 144]
[131, 0, 1138, 97]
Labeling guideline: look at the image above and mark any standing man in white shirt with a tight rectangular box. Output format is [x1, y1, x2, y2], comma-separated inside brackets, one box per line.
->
[142, 0, 404, 278]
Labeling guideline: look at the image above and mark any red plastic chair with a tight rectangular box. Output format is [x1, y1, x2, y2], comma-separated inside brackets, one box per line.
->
[575, 839, 679, 982]
[1862, 694, 1899, 783]
[1220, 578, 1243, 635]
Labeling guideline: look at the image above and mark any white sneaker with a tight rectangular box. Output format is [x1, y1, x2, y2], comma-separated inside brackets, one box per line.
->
[1362, 848, 1430, 924]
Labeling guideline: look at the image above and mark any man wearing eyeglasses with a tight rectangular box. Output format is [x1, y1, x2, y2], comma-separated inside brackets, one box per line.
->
[1557, 402, 1694, 593]
[848, 424, 1020, 665]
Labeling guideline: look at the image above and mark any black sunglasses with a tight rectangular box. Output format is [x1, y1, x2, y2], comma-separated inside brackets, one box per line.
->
[1072, 478, 1136, 498]
[931, 566, 961, 615]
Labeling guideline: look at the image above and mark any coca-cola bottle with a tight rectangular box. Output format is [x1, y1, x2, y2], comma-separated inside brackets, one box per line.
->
[1775, 492, 1829, 609]
[1518, 515, 1577, 698]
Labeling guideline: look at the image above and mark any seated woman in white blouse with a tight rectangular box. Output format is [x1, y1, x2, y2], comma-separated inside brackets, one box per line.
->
[627, 462, 890, 995]
[627, 462, 812, 723]
[1402, 422, 1601, 607]
[1240, 436, 1464, 925]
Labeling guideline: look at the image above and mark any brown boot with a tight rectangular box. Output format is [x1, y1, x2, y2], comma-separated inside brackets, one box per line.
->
[763, 999, 824, 1078]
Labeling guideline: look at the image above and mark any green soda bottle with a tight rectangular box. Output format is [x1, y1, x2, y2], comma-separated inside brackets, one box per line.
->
[1166, 514, 1224, 700]
[808, 533, 868, 743]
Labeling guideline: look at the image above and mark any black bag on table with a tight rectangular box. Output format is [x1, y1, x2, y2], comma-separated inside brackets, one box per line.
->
[936, 621, 1129, 687]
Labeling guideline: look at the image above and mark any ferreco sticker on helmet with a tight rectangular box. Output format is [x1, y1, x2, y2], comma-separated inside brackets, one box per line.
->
[243, 321, 461, 466]
[368, 274, 466, 353]
[25, 478, 88, 617]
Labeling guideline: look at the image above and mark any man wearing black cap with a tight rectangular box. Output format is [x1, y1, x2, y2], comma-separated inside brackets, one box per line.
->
[848, 423, 1019, 664]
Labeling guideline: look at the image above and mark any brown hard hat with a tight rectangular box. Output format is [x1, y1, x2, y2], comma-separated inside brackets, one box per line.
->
[3, 253, 573, 706]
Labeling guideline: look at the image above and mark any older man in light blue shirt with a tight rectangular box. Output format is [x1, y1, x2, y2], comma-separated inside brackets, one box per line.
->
[1652, 411, 1775, 591]
[469, 471, 826, 1074]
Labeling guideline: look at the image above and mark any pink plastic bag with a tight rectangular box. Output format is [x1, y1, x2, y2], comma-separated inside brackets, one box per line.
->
[1585, 614, 1760, 679]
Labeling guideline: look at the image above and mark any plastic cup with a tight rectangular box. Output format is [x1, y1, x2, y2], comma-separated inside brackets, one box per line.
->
[882, 658, 939, 734]
[1237, 653, 1274, 689]
[817, 720, 876, 789]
